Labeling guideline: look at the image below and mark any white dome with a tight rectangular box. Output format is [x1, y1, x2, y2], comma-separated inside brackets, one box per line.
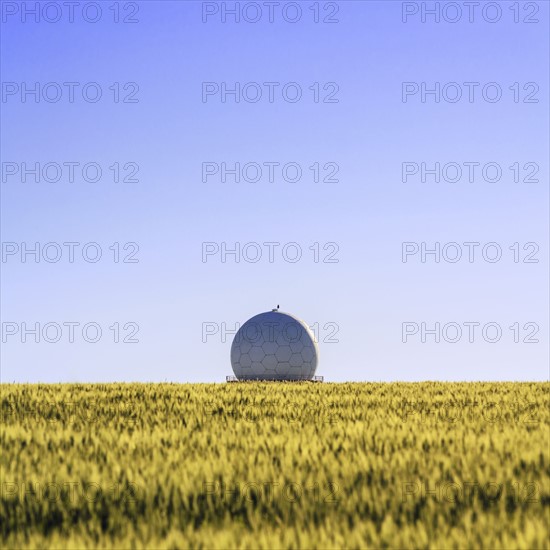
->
[230, 310, 319, 381]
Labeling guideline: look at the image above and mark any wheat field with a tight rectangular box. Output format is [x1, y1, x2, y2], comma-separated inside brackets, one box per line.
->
[1, 382, 548, 549]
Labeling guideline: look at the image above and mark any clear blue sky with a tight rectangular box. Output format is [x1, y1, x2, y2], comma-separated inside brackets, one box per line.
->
[1, 0, 548, 382]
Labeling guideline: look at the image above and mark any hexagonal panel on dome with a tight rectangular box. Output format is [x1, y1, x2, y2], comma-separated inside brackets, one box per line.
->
[261, 341, 278, 355]
[239, 366, 253, 376]
[301, 346, 314, 362]
[289, 353, 303, 367]
[240, 354, 252, 368]
[275, 361, 291, 376]
[262, 355, 277, 370]
[240, 340, 252, 354]
[250, 361, 264, 374]
[302, 363, 314, 377]
[289, 363, 307, 378]
[249, 346, 265, 362]
[289, 340, 304, 353]
[275, 345, 292, 362]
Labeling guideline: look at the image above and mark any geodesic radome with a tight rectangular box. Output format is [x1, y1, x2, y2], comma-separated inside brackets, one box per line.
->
[230, 310, 319, 381]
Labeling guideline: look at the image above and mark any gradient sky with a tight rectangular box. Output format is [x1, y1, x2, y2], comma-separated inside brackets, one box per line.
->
[1, 0, 548, 382]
